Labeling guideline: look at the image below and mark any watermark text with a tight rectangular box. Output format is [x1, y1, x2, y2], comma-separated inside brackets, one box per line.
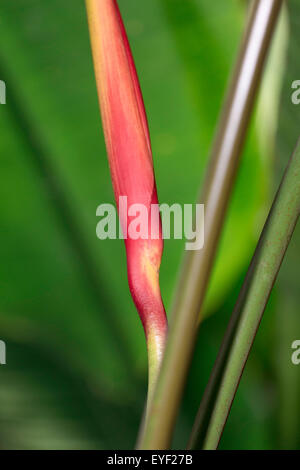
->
[291, 80, 300, 105]
[96, 197, 204, 251]
[291, 340, 300, 365]
[0, 80, 6, 104]
[0, 340, 6, 365]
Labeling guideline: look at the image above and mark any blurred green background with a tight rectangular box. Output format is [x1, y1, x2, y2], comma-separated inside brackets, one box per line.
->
[0, 0, 299, 449]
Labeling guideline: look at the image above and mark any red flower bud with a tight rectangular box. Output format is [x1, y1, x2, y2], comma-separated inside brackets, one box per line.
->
[86, 0, 167, 392]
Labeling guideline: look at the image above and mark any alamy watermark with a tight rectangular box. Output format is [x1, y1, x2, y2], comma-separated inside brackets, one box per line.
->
[0, 80, 6, 104]
[96, 197, 205, 251]
[0, 340, 6, 365]
[291, 80, 300, 105]
[291, 340, 300, 365]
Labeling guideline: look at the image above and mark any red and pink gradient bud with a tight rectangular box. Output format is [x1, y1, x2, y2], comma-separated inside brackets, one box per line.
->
[85, 0, 167, 393]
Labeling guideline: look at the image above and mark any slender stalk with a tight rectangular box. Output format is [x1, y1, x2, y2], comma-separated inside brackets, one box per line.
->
[137, 0, 283, 449]
[189, 138, 300, 450]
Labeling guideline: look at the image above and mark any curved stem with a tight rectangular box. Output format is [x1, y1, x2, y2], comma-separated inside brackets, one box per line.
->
[137, 0, 283, 449]
[189, 137, 300, 450]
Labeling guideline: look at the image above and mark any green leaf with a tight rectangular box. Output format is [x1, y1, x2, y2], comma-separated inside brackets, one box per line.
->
[0, 0, 289, 448]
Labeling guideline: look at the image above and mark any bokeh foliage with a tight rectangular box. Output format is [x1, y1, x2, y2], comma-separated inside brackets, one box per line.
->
[0, 0, 299, 449]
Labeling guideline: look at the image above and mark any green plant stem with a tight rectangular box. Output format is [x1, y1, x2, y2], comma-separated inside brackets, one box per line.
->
[189, 137, 300, 450]
[137, 0, 283, 450]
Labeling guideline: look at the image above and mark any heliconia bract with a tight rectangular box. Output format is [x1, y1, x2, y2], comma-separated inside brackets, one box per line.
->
[85, 0, 167, 394]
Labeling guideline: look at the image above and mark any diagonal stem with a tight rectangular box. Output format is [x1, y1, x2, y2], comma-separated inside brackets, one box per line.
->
[189, 137, 300, 450]
[137, 0, 283, 449]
